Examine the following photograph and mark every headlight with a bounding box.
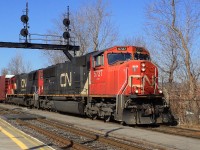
[141,68,146,72]
[159,90,163,94]
[135,89,139,93]
[141,63,145,67]
[141,63,146,72]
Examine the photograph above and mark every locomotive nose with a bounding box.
[128,61,159,95]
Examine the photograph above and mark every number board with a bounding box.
[136,47,143,52]
[117,47,127,51]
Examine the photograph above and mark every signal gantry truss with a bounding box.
[0,41,79,61]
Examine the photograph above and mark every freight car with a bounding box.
[0,75,14,101]
[4,46,175,125]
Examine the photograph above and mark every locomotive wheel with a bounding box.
[120,121,126,126]
[36,105,39,109]
[91,114,98,120]
[35,102,40,109]
[104,115,111,122]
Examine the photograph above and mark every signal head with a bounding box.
[20,28,29,37]
[21,15,29,23]
[63,18,70,26]
[63,31,70,39]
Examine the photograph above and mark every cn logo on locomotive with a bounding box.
[21,79,26,88]
[60,72,72,87]
[128,75,157,88]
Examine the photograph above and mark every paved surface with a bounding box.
[1,104,200,150]
[0,117,53,150]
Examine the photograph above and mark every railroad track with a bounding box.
[2,105,200,149]
[0,105,162,150]
[0,107,22,115]
[16,119,91,150]
[36,118,143,150]
[145,125,200,139]
[14,118,146,150]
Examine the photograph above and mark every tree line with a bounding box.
[1,52,32,75]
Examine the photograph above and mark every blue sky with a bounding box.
[0,0,151,72]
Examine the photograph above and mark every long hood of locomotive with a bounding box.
[8,61,159,97]
[42,62,89,95]
[90,60,159,96]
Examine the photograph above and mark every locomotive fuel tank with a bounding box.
[53,100,85,115]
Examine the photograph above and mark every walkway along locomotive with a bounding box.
[2,46,175,125]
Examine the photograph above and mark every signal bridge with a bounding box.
[0,2,79,61]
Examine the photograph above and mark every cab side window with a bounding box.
[94,54,104,67]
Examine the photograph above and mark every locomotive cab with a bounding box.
[90,46,161,96]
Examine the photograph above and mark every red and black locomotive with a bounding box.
[1,46,175,125]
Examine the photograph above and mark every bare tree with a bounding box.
[146,0,180,85]
[43,0,118,65]
[1,68,9,76]
[146,0,200,124]
[170,0,200,98]
[42,50,67,65]
[122,36,147,48]
[146,0,200,94]
[71,0,118,53]
[8,53,32,75]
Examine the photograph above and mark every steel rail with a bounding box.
[16,119,91,150]
[143,125,200,139]
[37,118,143,150]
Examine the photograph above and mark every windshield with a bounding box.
[108,53,132,65]
[134,53,150,60]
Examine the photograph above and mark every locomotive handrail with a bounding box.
[116,67,128,114]
[117,67,128,95]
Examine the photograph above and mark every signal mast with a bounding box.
[20,1,29,43]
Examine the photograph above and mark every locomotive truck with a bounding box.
[1,46,175,125]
